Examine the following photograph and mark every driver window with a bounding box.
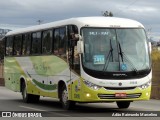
[67,25,80,74]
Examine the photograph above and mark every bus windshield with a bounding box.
[82,28,150,73]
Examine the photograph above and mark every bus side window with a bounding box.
[22,34,31,55]
[59,27,67,55]
[53,27,67,56]
[6,37,13,56]
[42,30,52,54]
[13,35,22,56]
[32,32,41,54]
[54,29,59,55]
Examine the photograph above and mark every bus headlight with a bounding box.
[138,81,151,90]
[83,80,102,90]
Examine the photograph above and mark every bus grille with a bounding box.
[104,87,136,90]
[98,93,141,99]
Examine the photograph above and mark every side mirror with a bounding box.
[70,34,80,47]
[77,40,84,54]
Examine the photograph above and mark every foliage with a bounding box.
[0,40,4,60]
[102,11,113,17]
[151,49,160,99]
[152,49,160,61]
[151,49,160,84]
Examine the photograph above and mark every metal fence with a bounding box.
[0,61,4,86]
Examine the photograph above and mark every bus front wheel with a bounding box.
[60,85,75,110]
[116,101,130,109]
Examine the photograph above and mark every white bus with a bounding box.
[4,17,152,109]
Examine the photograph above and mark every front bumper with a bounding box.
[80,84,151,102]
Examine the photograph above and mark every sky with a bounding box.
[0,0,160,40]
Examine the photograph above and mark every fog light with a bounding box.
[146,92,149,96]
[86,93,91,97]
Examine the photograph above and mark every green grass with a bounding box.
[152,49,160,61]
[151,50,160,80]
[151,49,160,99]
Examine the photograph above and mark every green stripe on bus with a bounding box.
[32,79,57,91]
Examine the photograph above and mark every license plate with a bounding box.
[115,93,126,98]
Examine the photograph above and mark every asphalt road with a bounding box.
[0,86,160,120]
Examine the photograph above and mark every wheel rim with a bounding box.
[62,89,68,105]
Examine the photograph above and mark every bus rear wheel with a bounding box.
[116,101,130,109]
[21,82,40,103]
[60,85,75,110]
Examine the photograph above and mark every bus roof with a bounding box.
[6,17,144,36]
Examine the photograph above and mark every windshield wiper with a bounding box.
[118,42,138,74]
[118,42,124,62]
[103,39,113,72]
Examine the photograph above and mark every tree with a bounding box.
[0,39,4,60]
[102,11,113,17]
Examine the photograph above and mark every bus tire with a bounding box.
[116,101,130,109]
[60,85,75,110]
[21,82,32,103]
